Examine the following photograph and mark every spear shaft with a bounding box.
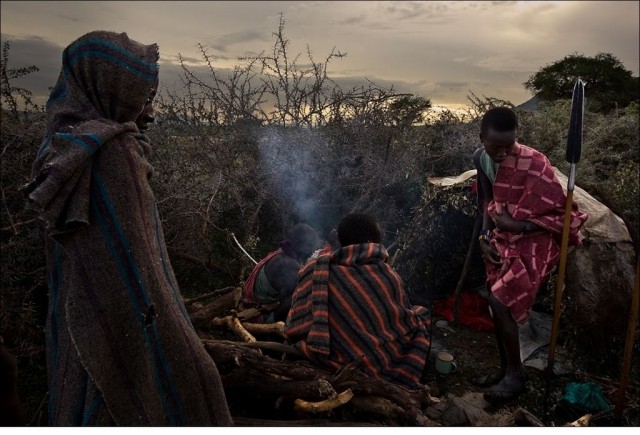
[547,78,584,374]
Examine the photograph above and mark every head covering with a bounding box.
[24,31,159,236]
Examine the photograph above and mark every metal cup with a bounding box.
[435,351,457,374]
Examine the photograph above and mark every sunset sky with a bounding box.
[2,1,639,111]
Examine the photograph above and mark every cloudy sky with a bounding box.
[2,1,638,110]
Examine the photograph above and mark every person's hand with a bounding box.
[479,239,501,265]
[492,203,522,233]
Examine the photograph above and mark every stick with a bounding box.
[544,79,585,423]
[614,257,640,419]
[547,187,574,371]
[453,212,481,325]
[231,232,258,265]
[547,78,584,375]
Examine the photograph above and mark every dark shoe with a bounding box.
[472,370,504,387]
[483,380,527,404]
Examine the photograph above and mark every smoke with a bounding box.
[255,126,338,237]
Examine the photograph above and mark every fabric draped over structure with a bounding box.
[285,243,431,388]
[24,31,232,426]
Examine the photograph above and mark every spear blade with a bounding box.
[566,78,585,164]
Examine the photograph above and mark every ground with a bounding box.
[422,308,637,426]
[13,292,639,427]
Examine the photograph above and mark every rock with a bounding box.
[554,168,636,350]
[440,395,493,426]
[565,240,635,351]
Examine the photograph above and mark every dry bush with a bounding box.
[148,16,439,294]
[519,100,640,250]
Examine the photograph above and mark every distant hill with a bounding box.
[516,95,540,111]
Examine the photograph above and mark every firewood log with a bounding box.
[242,321,286,339]
[190,287,242,326]
[293,389,353,413]
[202,339,436,426]
[225,372,337,402]
[564,414,592,427]
[183,286,235,307]
[211,315,256,342]
[203,339,327,381]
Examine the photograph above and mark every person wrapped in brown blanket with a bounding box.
[23,31,232,426]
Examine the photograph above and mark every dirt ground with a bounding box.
[13,294,639,427]
[421,309,638,427]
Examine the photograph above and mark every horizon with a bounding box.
[1,1,638,111]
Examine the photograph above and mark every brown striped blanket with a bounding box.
[24,31,231,426]
[483,143,588,323]
[285,243,431,388]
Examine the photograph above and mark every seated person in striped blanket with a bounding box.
[242,223,322,323]
[285,213,431,389]
[473,107,587,403]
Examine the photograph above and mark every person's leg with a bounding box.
[483,292,527,402]
[473,284,505,387]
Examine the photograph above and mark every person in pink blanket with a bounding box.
[472,107,587,403]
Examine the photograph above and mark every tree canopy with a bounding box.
[523,52,639,113]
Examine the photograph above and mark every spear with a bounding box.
[547,78,585,374]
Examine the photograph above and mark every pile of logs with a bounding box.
[184,286,438,426]
[185,286,594,427]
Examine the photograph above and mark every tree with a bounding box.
[387,95,431,128]
[523,53,638,113]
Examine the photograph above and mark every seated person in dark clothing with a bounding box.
[242,223,322,323]
[285,213,431,389]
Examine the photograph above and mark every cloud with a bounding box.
[1,1,637,110]
[0,34,63,105]
[208,29,270,53]
[474,55,545,73]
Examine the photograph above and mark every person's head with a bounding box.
[47,31,159,128]
[480,107,518,164]
[136,77,158,132]
[287,223,322,260]
[337,213,381,246]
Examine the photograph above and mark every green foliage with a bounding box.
[387,95,432,127]
[517,99,639,247]
[523,52,639,113]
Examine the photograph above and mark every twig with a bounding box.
[230,232,258,265]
